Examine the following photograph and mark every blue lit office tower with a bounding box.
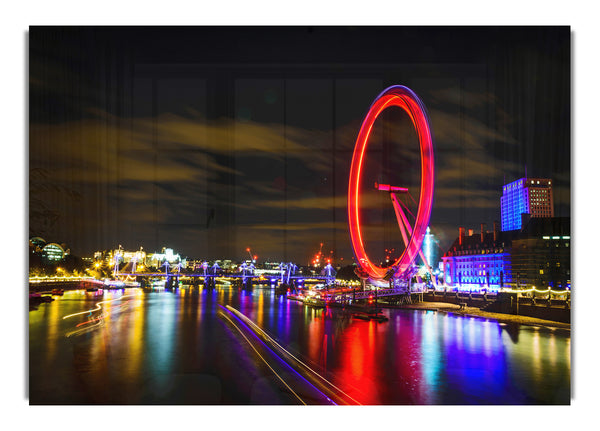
[501,178,554,231]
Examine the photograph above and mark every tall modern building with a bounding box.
[501,178,554,231]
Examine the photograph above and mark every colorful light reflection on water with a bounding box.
[29,286,570,404]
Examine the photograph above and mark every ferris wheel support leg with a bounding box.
[391,193,437,289]
[390,193,410,248]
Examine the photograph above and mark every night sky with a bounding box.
[29,26,570,264]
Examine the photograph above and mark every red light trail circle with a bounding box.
[347,85,434,280]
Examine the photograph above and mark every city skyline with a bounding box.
[29,26,570,263]
[20,17,587,415]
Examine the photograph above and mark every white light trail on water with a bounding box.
[62,294,136,320]
[225,305,361,405]
[65,314,107,338]
[218,310,307,405]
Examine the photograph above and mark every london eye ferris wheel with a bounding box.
[347,85,435,284]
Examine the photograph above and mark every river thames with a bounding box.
[28,285,570,405]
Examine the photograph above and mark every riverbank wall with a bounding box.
[422,291,570,324]
[29,279,103,292]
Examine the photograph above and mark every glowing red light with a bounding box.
[347,85,434,280]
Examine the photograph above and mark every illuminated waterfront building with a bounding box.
[93,250,112,264]
[254,261,287,276]
[41,242,69,262]
[442,222,509,292]
[187,259,205,271]
[501,177,554,231]
[94,248,146,265]
[30,236,70,262]
[29,236,46,253]
[442,218,570,291]
[509,218,570,289]
[443,176,569,292]
[146,247,183,267]
[117,248,146,264]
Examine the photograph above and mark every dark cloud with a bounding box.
[29,27,570,262]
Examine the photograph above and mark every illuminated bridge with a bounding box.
[115,261,336,289]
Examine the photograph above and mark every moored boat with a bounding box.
[303,296,326,308]
[352,311,388,322]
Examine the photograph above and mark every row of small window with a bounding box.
[457,270,502,277]
[453,249,505,256]
[455,259,503,266]
[456,264,503,271]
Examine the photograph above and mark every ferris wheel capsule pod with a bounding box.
[375,182,409,193]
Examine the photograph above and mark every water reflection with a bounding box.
[29,286,570,405]
[420,312,442,404]
[125,292,143,379]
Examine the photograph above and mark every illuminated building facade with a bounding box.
[442,222,510,292]
[146,248,183,267]
[501,177,554,231]
[41,242,69,262]
[509,218,570,289]
[29,237,46,253]
[442,218,570,291]
[94,248,146,265]
[94,250,113,264]
[31,237,70,262]
[116,249,146,264]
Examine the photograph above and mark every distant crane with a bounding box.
[246,247,257,263]
[312,242,324,267]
